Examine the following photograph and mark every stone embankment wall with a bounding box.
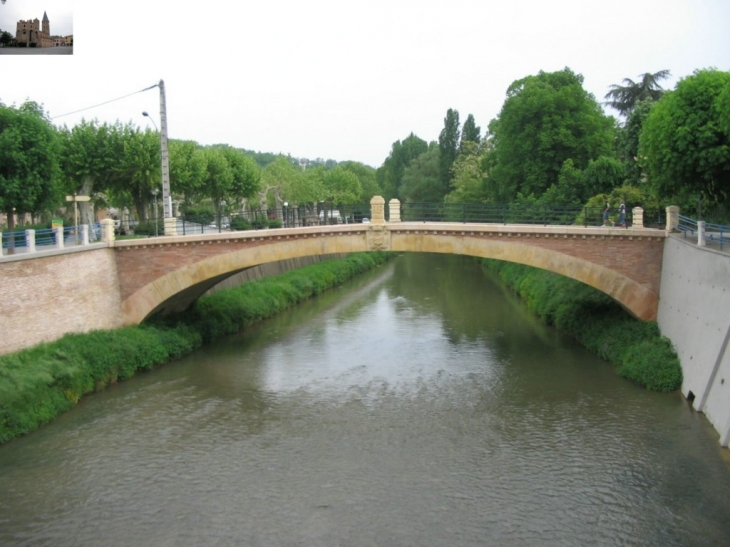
[658,236,730,446]
[0,247,124,356]
[0,247,343,356]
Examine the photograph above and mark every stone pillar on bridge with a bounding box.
[389,199,401,222]
[25,229,36,253]
[101,218,116,244]
[80,225,90,246]
[0,231,3,256]
[632,207,644,228]
[666,206,680,232]
[164,217,178,237]
[698,221,707,247]
[54,226,64,249]
[371,196,386,225]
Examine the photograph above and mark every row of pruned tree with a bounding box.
[0,107,381,231]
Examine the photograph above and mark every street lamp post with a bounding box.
[152,188,159,236]
[142,79,176,236]
[283,202,288,227]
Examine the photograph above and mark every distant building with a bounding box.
[15,11,54,48]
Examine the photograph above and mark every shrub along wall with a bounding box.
[0,252,391,444]
[482,259,682,393]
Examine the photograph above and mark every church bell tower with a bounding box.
[42,11,49,36]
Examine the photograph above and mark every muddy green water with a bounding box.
[1,254,729,546]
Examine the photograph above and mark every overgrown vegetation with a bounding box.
[482,260,682,392]
[0,252,391,444]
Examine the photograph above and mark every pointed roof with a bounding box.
[43,11,49,21]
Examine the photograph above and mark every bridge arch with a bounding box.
[119,226,660,324]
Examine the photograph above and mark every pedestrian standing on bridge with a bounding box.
[602,200,611,227]
[618,199,626,228]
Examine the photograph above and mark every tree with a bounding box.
[639,69,730,206]
[169,139,208,208]
[0,31,12,47]
[438,108,460,196]
[399,145,441,203]
[446,141,490,204]
[616,98,654,186]
[200,146,234,221]
[60,120,124,229]
[114,125,161,221]
[488,68,615,202]
[261,155,304,210]
[459,114,481,154]
[217,146,261,207]
[338,161,381,203]
[376,133,428,201]
[322,166,361,205]
[604,70,671,117]
[0,101,61,231]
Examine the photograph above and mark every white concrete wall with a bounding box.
[658,236,730,446]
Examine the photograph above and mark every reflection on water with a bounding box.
[1,253,729,546]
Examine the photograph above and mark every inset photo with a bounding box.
[0,0,72,55]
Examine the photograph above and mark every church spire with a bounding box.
[43,11,49,21]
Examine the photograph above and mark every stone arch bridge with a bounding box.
[115,199,665,325]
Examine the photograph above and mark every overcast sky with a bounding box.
[1,0,729,168]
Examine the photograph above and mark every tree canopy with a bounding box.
[487,68,615,202]
[604,70,671,117]
[0,101,61,230]
[639,69,730,206]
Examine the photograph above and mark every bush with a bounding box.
[229,216,252,231]
[0,253,392,443]
[267,219,283,229]
[482,259,682,392]
[132,220,163,236]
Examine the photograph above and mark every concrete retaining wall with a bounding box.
[658,236,730,446]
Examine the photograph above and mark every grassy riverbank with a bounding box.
[482,260,682,392]
[0,252,391,444]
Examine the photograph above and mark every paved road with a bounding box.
[0,46,73,55]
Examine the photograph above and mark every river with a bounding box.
[1,253,729,546]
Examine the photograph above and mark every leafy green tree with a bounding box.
[438,108,460,196]
[604,70,671,117]
[169,139,208,208]
[114,125,161,221]
[639,69,730,206]
[260,155,304,210]
[339,161,381,202]
[218,145,261,205]
[0,101,61,231]
[580,156,626,198]
[446,141,490,204]
[459,114,481,154]
[60,120,124,228]
[616,98,654,186]
[377,133,428,201]
[488,68,615,202]
[322,166,361,204]
[0,32,12,47]
[200,146,234,221]
[399,145,441,202]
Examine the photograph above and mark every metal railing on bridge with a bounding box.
[677,214,729,251]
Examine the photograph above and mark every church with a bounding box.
[15,11,54,48]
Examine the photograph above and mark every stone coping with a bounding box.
[0,242,109,263]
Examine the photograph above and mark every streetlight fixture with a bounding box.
[142,111,158,131]
[283,202,288,228]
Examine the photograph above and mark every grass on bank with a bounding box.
[482,259,682,392]
[0,252,391,444]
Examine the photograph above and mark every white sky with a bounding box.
[1,0,729,168]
